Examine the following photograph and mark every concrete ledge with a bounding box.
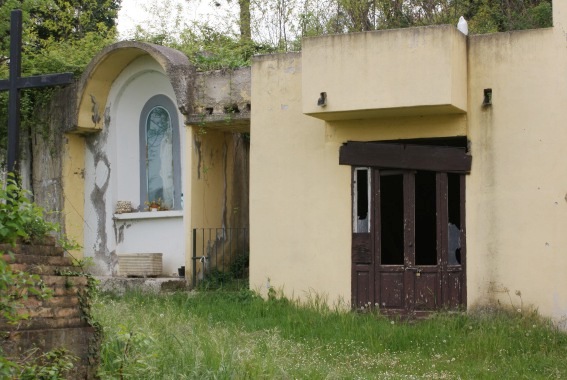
[113,210,183,220]
[96,276,188,295]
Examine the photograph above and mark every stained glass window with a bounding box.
[139,95,181,211]
[146,106,174,209]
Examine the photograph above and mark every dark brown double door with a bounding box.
[340,141,471,316]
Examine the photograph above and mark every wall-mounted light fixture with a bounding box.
[483,88,492,106]
[317,92,327,107]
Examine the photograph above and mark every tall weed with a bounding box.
[93,290,567,379]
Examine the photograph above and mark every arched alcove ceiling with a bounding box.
[73,41,195,134]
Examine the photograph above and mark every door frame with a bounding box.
[341,141,471,315]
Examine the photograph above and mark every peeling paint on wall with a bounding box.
[194,136,202,179]
[113,221,132,244]
[90,94,101,126]
[85,105,113,272]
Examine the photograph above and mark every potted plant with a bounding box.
[145,198,165,212]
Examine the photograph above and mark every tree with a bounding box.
[466,0,552,34]
[0,0,121,169]
[30,0,120,42]
[239,0,251,40]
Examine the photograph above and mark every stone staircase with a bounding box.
[0,237,98,379]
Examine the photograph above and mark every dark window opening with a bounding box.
[448,173,462,265]
[357,170,368,220]
[380,173,404,265]
[353,168,370,233]
[415,171,437,265]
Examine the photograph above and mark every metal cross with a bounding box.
[0,10,74,173]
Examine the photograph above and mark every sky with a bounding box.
[117,0,231,40]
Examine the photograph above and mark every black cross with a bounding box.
[0,10,74,173]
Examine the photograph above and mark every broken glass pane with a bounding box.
[448,223,461,265]
[353,168,370,233]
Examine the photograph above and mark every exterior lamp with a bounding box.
[483,88,492,106]
[317,92,327,107]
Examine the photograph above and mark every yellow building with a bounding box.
[249,2,567,323]
[59,1,566,324]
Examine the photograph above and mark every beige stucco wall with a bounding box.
[251,51,467,305]
[302,25,467,120]
[62,134,85,258]
[190,129,233,229]
[250,53,350,303]
[466,25,567,321]
[251,5,567,324]
[186,126,249,280]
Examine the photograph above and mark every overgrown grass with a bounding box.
[93,289,567,379]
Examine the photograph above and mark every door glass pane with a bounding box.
[415,171,437,265]
[447,173,462,265]
[353,168,370,233]
[146,106,174,209]
[380,173,404,265]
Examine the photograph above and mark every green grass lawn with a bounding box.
[93,288,567,379]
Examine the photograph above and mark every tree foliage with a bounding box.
[130,0,552,73]
[0,0,120,168]
[1,0,120,61]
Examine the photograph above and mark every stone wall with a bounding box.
[16,85,77,235]
[0,237,99,378]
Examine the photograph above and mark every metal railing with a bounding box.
[191,227,249,287]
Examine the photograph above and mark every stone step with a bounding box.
[52,286,82,297]
[0,316,88,331]
[0,243,65,257]
[10,263,78,276]
[18,305,82,319]
[9,275,90,297]
[10,276,87,300]
[21,295,80,309]
[1,326,97,379]
[41,275,89,287]
[3,253,74,267]
[0,240,97,379]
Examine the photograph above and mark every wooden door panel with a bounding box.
[353,266,372,308]
[352,233,372,264]
[378,272,404,309]
[444,270,464,308]
[412,272,439,310]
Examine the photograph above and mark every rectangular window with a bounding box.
[353,168,371,233]
[380,172,404,265]
[447,173,462,265]
[415,171,437,265]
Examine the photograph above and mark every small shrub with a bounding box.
[229,251,249,279]
[17,348,77,380]
[0,174,57,244]
[198,268,232,289]
[98,324,157,379]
